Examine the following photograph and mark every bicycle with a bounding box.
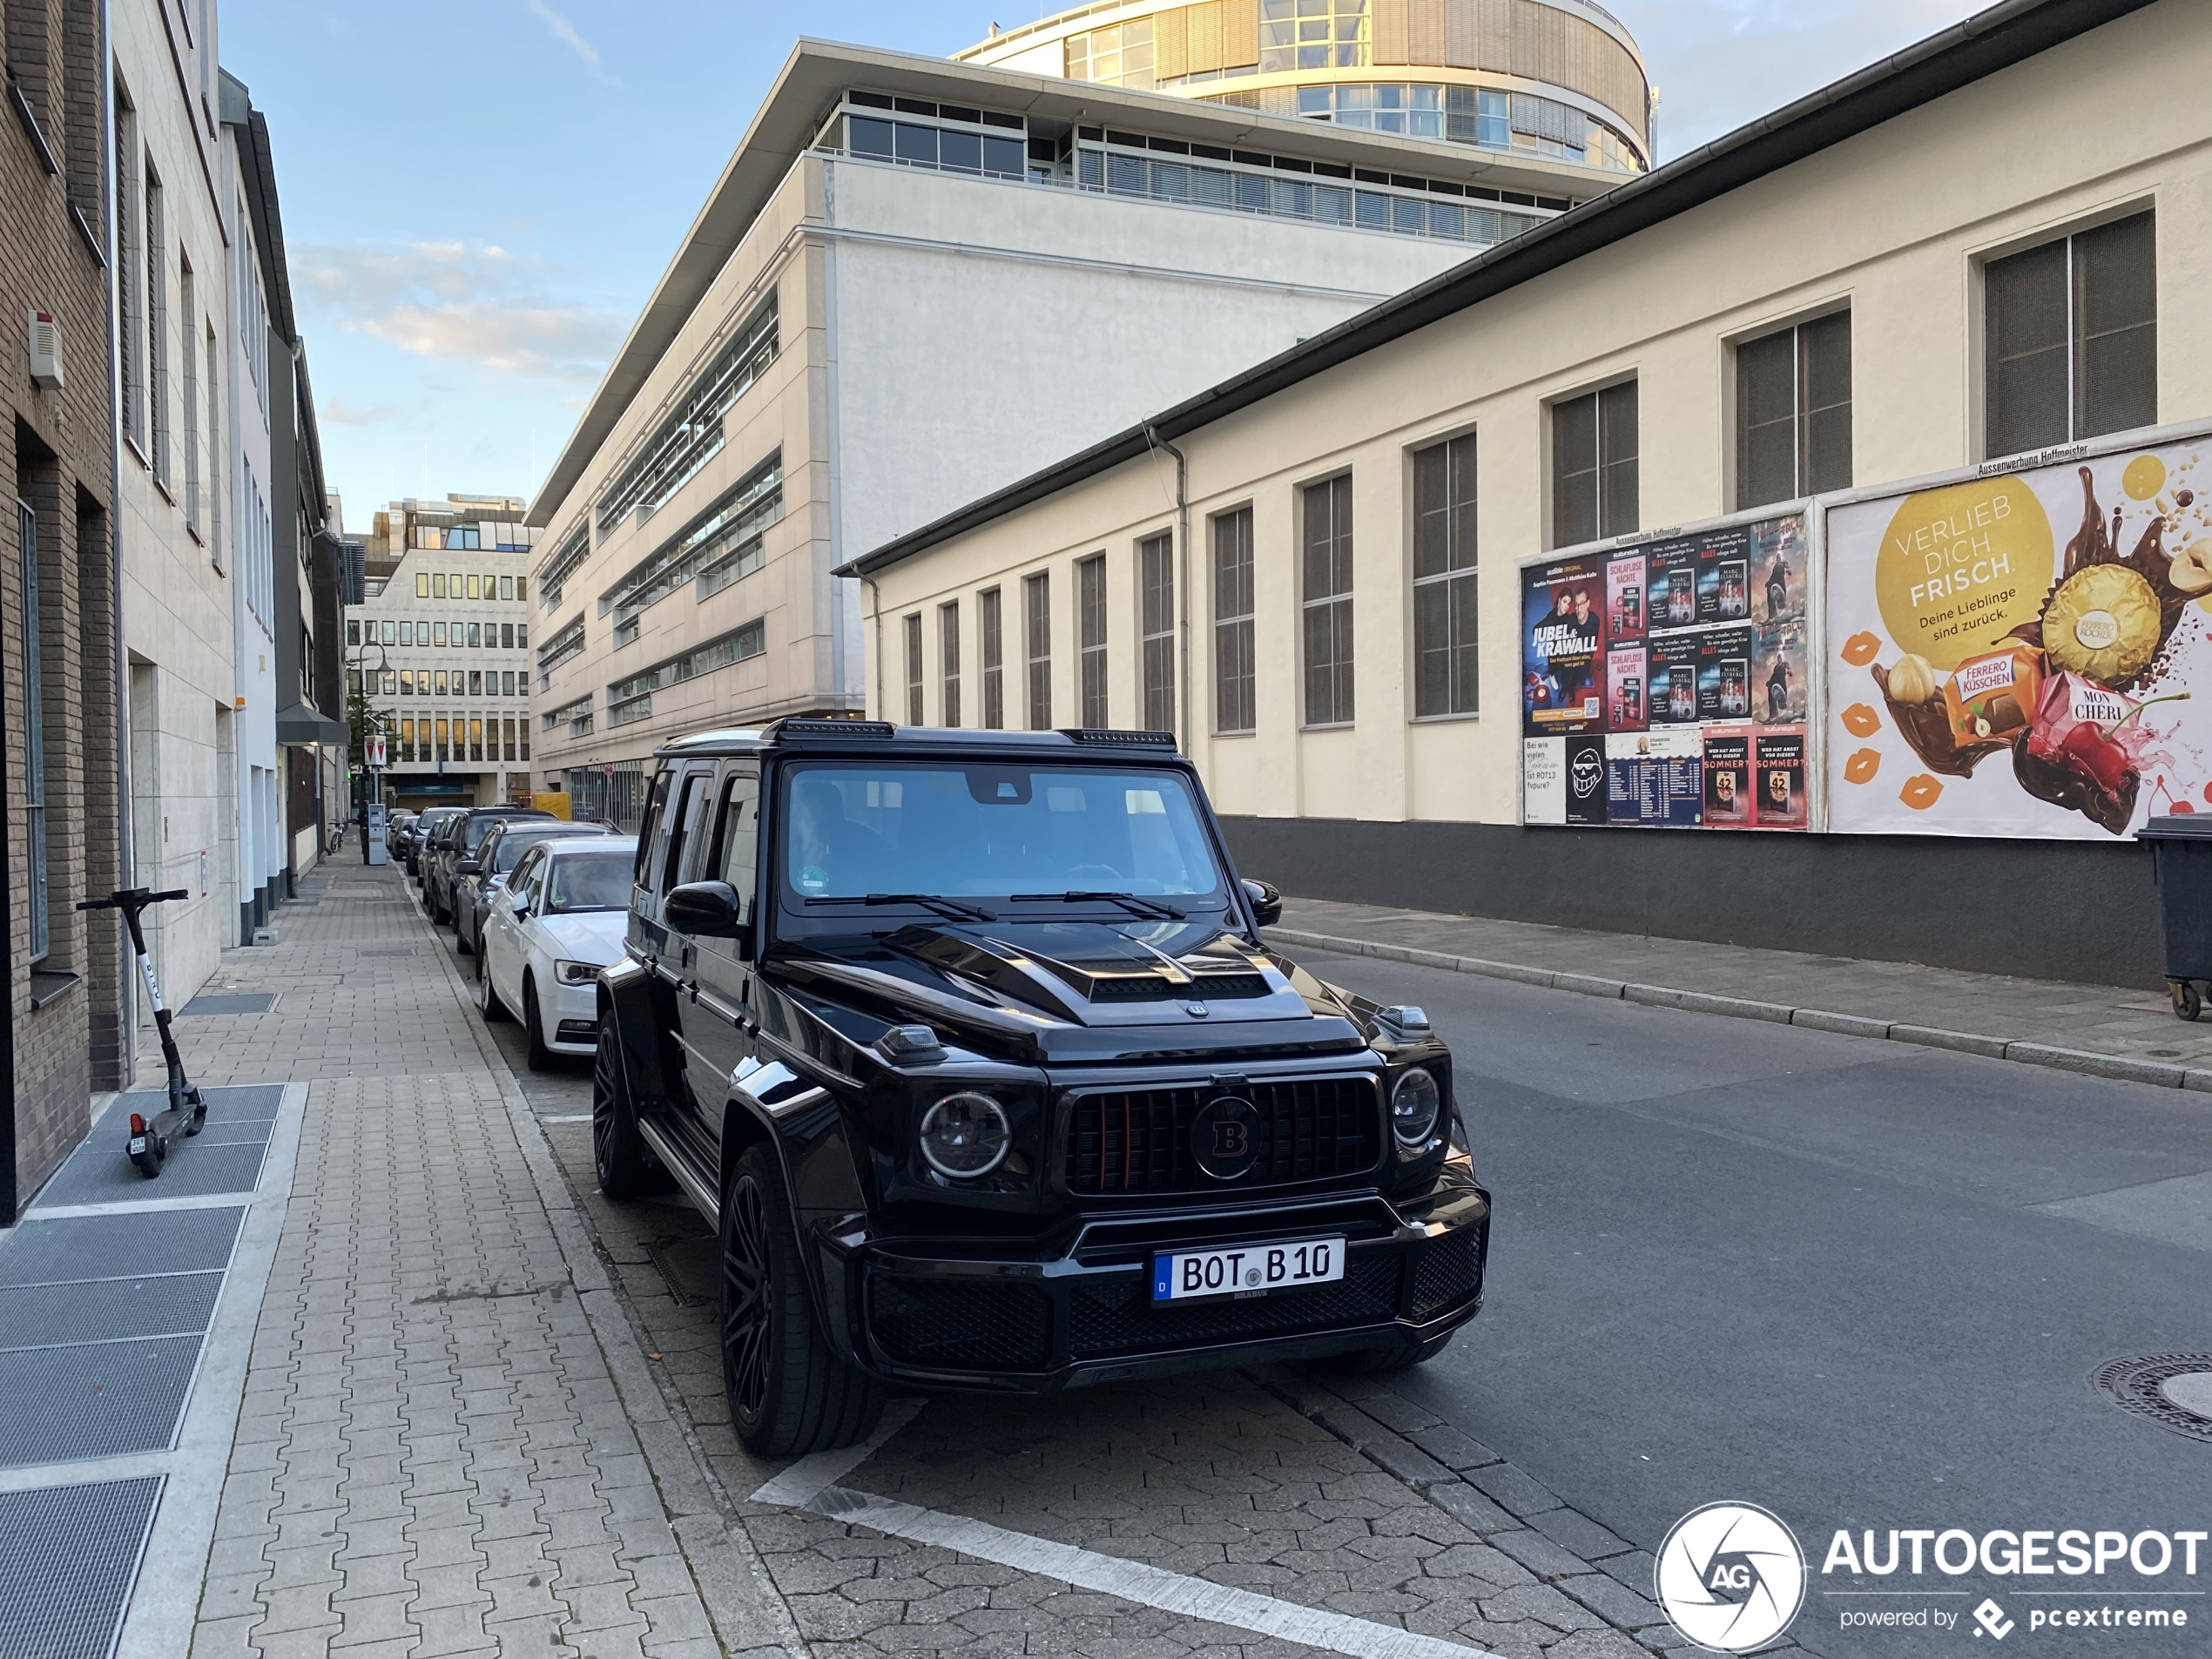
[77,887,206,1177]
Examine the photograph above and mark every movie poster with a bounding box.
[1823,435,2212,838]
[1755,731,1808,827]
[1753,516,1807,625]
[1703,731,1755,827]
[1607,553,1647,642]
[1757,619,1810,725]
[1521,556,1608,736]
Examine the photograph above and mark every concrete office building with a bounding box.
[525,36,1636,825]
[1,0,129,1220]
[352,496,540,812]
[850,0,2209,985]
[960,0,1652,176]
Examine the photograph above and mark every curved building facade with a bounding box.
[958,0,1652,177]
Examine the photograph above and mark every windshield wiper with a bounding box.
[1009,890,1187,921]
[805,894,998,922]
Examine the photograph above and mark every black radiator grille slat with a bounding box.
[1064,1077,1379,1197]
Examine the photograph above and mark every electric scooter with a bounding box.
[77,887,206,1177]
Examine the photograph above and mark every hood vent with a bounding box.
[1087,972,1269,1002]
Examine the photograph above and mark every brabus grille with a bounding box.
[1064,1077,1380,1196]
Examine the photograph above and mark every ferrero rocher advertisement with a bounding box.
[1824,436,2210,838]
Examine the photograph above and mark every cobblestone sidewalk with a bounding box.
[143,862,793,1659]
[1271,896,2206,1089]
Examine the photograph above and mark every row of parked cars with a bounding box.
[398,801,636,1069]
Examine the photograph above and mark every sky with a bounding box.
[219,0,1988,530]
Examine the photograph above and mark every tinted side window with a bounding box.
[708,771,762,915]
[662,772,708,894]
[633,772,671,887]
[511,846,547,904]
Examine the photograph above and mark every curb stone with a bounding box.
[1269,926,2209,1095]
[1248,1366,1681,1656]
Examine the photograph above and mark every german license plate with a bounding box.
[1152,1237,1345,1302]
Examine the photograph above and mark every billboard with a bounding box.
[1523,514,1809,830]
[1824,435,2210,838]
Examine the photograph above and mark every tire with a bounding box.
[524,980,555,1071]
[593,1020,671,1199]
[1312,1332,1457,1376]
[456,906,474,955]
[721,1143,886,1457]
[477,954,510,1022]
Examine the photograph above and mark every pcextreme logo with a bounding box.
[1655,1501,1809,1653]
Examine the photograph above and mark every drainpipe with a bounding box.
[102,0,136,1089]
[862,575,883,720]
[1145,423,1191,755]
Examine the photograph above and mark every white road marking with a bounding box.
[747,1399,926,1507]
[806,1485,1495,1659]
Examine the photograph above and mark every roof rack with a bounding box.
[1058,727,1178,749]
[769,717,898,743]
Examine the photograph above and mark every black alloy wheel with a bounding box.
[720,1143,885,1457]
[591,1020,668,1198]
[523,981,554,1071]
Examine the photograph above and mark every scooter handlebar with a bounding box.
[76,887,191,913]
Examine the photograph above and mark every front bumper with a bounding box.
[544,977,601,1053]
[818,1168,1489,1393]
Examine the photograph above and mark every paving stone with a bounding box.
[1555,1572,1665,1629]
[1532,1507,1633,1561]
[1408,1423,1505,1471]
[1468,1461,1567,1520]
[1491,1527,1600,1580]
[1427,1480,1519,1534]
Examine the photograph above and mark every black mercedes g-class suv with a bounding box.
[592,719,1489,1454]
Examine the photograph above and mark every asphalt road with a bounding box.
[1291,946,2212,1656]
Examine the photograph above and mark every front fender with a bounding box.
[721,1064,869,1362]
[599,953,680,1107]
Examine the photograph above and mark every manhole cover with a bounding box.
[2092,1354,2212,1444]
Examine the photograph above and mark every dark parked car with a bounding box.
[426,806,554,925]
[407,806,464,880]
[455,819,615,961]
[593,720,1489,1456]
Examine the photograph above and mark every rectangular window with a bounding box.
[503,671,516,697]
[146,165,168,489]
[469,671,482,697]
[1552,381,1637,546]
[1139,532,1175,733]
[206,326,221,563]
[416,571,429,597]
[1024,572,1051,729]
[1078,554,1108,727]
[468,622,481,647]
[467,574,481,599]
[1302,475,1355,726]
[435,717,450,760]
[433,572,446,598]
[469,718,484,762]
[401,718,415,760]
[347,619,361,646]
[1986,212,2157,460]
[501,623,515,649]
[20,502,48,962]
[435,670,448,696]
[1212,509,1255,734]
[381,619,395,645]
[517,577,528,604]
[904,612,924,725]
[400,670,414,695]
[117,96,143,448]
[1737,313,1852,509]
[180,260,199,531]
[939,601,961,727]
[1413,434,1480,717]
[399,621,413,645]
[979,587,1004,729]
[500,575,514,600]
[449,570,462,596]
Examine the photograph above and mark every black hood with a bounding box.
[767,917,1369,1064]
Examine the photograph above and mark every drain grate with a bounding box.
[0,1477,163,1659]
[2092,1354,2212,1445]
[0,1337,203,1469]
[0,1209,244,1288]
[179,993,279,1016]
[0,1274,226,1353]
[354,945,421,957]
[34,1136,269,1209]
[646,1233,721,1309]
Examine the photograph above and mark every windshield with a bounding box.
[465,813,548,852]
[781,763,1225,903]
[544,851,633,914]
[491,830,577,874]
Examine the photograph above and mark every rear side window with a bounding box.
[662,772,708,894]
[633,772,671,887]
[707,772,762,912]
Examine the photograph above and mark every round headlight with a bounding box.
[918,1092,1011,1179]
[1390,1067,1441,1146]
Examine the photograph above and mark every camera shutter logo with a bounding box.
[1654,1501,1806,1653]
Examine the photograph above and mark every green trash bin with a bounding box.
[2137,813,2212,1020]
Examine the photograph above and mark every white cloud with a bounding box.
[321,395,405,426]
[527,0,617,85]
[293,239,624,388]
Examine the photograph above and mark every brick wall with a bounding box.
[3,0,125,1221]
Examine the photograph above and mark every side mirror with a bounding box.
[456,858,482,877]
[664,880,746,941]
[1243,878,1283,930]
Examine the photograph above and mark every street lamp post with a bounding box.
[351,643,393,863]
